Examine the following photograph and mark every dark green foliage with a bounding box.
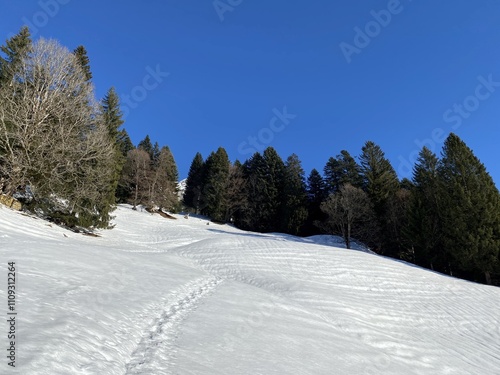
[324,150,363,194]
[201,147,230,222]
[406,147,444,269]
[359,141,400,254]
[73,45,92,83]
[224,162,247,223]
[0,26,32,84]
[237,148,285,232]
[324,157,341,194]
[236,152,268,231]
[183,152,205,212]
[437,133,500,284]
[152,142,161,167]
[95,87,126,224]
[359,141,400,211]
[102,87,124,140]
[115,129,135,203]
[281,154,308,235]
[303,168,328,235]
[260,147,286,232]
[117,129,134,157]
[138,135,154,159]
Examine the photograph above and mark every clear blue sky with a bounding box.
[1,0,499,183]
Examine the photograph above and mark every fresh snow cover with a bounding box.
[1,204,500,375]
[177,179,187,200]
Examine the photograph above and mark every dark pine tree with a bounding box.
[237,152,268,231]
[304,168,328,235]
[99,87,126,221]
[323,150,363,194]
[73,45,93,83]
[261,147,285,232]
[438,133,500,284]
[359,141,399,255]
[0,26,32,85]
[138,135,154,160]
[201,147,230,222]
[323,156,341,195]
[281,154,308,235]
[406,147,444,270]
[152,142,161,167]
[117,129,134,158]
[183,152,205,213]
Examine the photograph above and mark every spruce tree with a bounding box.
[324,157,341,194]
[224,162,248,223]
[304,168,328,235]
[97,87,125,224]
[281,154,308,235]
[0,26,32,84]
[152,142,161,167]
[201,147,230,222]
[237,152,267,231]
[438,133,500,284]
[359,141,399,254]
[138,135,154,159]
[406,147,444,269]
[323,150,363,194]
[261,147,285,232]
[115,129,135,203]
[183,152,205,212]
[117,129,134,157]
[73,46,92,83]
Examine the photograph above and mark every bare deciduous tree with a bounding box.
[121,148,151,209]
[148,147,178,212]
[320,183,378,249]
[0,38,115,225]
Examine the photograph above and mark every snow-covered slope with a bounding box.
[1,205,499,374]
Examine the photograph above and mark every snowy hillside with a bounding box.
[1,205,500,374]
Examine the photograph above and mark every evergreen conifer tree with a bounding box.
[138,135,154,160]
[261,147,285,232]
[281,154,308,235]
[438,133,500,284]
[406,147,444,269]
[73,46,92,83]
[237,152,267,231]
[183,152,205,212]
[0,26,32,85]
[201,147,230,222]
[304,168,328,235]
[359,141,399,254]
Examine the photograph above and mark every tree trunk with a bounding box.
[485,271,492,285]
[346,222,351,249]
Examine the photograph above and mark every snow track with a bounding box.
[124,276,223,375]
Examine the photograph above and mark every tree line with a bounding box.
[183,137,500,285]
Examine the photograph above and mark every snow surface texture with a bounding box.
[1,205,500,374]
